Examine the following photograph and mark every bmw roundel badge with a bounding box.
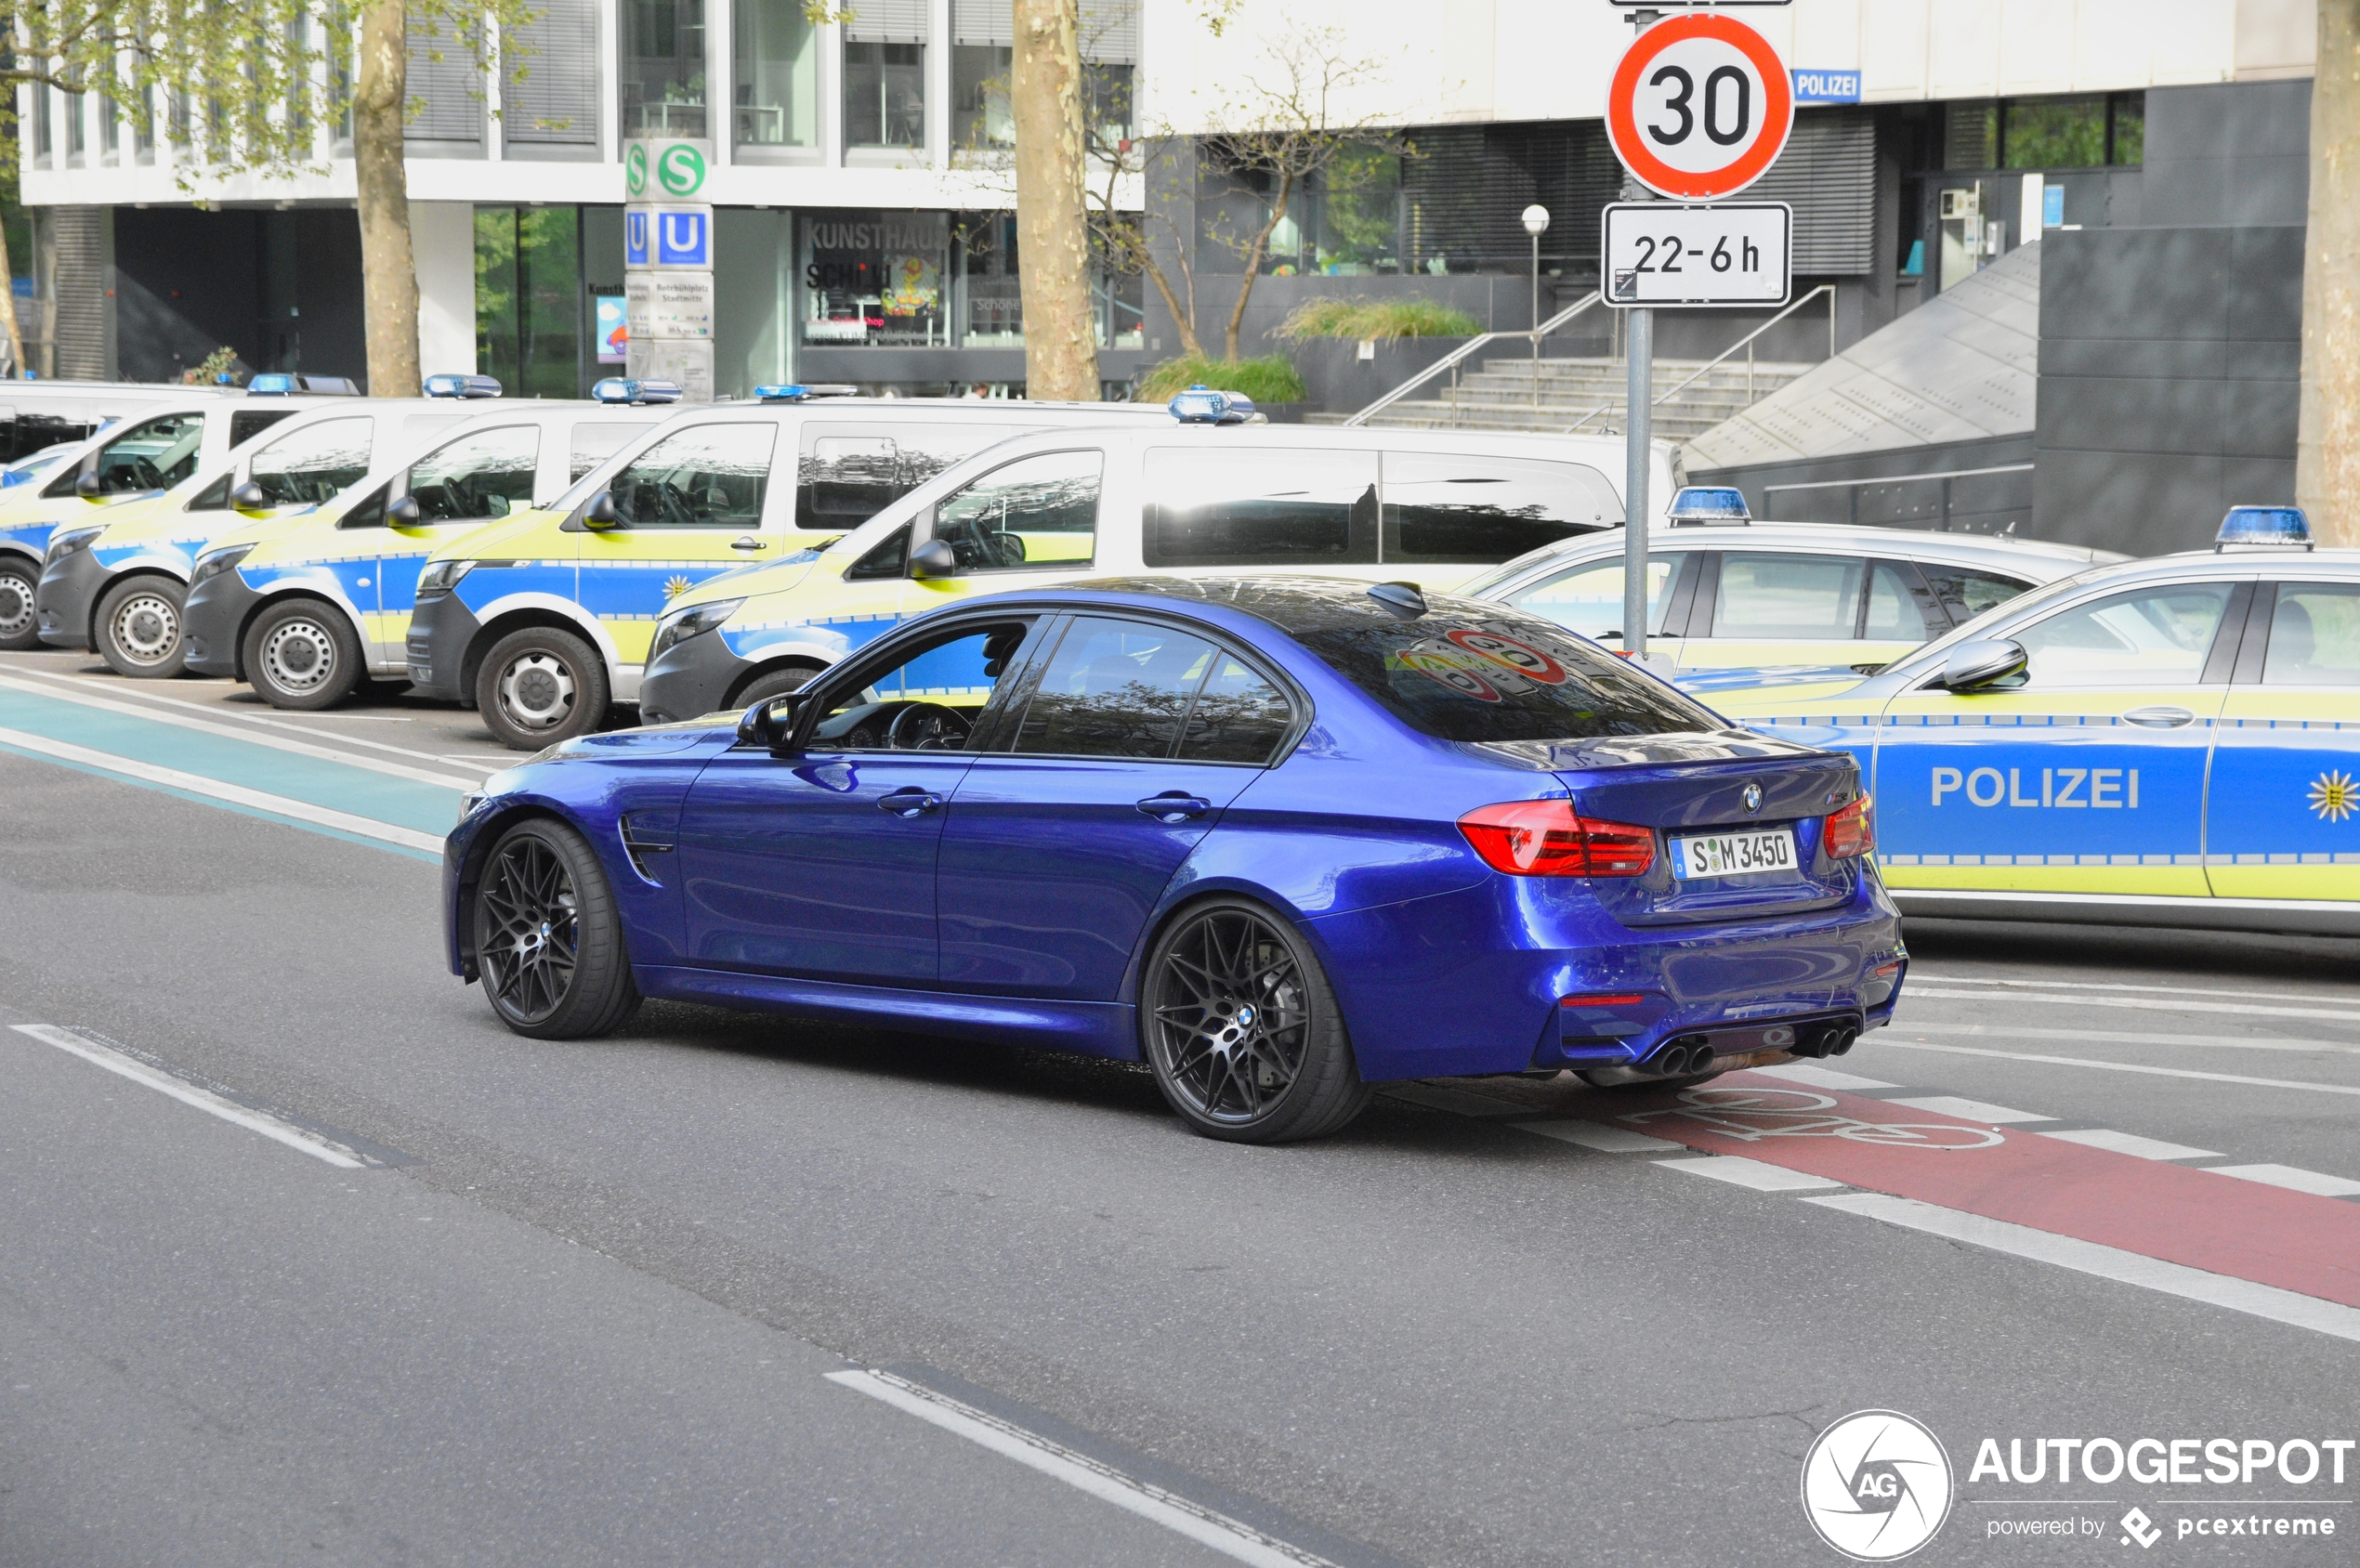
[1742,782,1763,815]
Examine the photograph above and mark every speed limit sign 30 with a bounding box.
[1606,12,1794,201]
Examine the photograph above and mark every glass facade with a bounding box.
[734,0,818,150]
[845,44,926,150]
[477,206,587,399]
[621,0,709,137]
[802,210,950,346]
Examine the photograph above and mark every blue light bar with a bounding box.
[753,383,860,402]
[1666,486,1750,525]
[2216,504,2312,551]
[247,372,299,396]
[592,377,685,405]
[424,372,504,399]
[1167,384,1258,425]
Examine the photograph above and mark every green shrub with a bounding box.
[1274,296,1482,341]
[1134,353,1309,404]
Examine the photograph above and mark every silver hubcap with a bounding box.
[110,593,180,664]
[497,650,578,732]
[260,619,337,693]
[0,573,31,637]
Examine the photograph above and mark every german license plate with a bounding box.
[1672,828,1798,880]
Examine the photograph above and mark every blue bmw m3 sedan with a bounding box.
[443,578,1907,1143]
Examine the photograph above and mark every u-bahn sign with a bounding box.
[1606,13,1794,201]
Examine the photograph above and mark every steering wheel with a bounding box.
[653,480,700,529]
[981,529,1026,568]
[885,701,974,751]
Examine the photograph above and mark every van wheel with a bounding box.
[97,578,188,678]
[244,600,364,710]
[733,660,824,710]
[0,558,38,651]
[472,817,639,1039]
[476,626,610,751]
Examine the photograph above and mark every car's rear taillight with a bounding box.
[1826,793,1876,859]
[1457,800,1657,878]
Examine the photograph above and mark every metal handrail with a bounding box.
[1343,292,1605,427]
[1562,283,1839,436]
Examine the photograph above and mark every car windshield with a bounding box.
[1288,600,1724,743]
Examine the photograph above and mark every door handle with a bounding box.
[1136,792,1213,823]
[2123,705,2196,729]
[877,788,943,817]
[730,535,768,552]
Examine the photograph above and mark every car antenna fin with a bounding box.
[1368,581,1427,620]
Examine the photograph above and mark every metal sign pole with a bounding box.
[1623,298,1652,661]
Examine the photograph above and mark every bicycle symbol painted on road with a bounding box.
[1624,1086,2006,1150]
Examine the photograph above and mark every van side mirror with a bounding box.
[737,692,806,752]
[230,481,271,512]
[74,470,102,500]
[1939,638,2028,693]
[387,495,422,527]
[583,491,619,529]
[909,538,957,579]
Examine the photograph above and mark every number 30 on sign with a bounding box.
[1606,13,1794,202]
[1603,203,1791,308]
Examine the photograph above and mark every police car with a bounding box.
[35,392,478,676]
[633,391,1678,727]
[1458,486,2121,672]
[1700,505,2360,934]
[183,391,678,709]
[400,385,1196,749]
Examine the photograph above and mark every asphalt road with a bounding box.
[3,652,2355,1567]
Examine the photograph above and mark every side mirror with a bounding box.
[909,538,957,579]
[1939,638,2028,693]
[736,692,806,752]
[387,495,422,527]
[231,481,271,512]
[74,470,102,500]
[583,491,619,529]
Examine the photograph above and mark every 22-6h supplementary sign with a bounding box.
[1603,203,1791,308]
[1606,13,1794,201]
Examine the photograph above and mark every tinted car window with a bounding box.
[796,423,1026,535]
[75,412,206,496]
[1290,607,1722,743]
[1143,448,1379,568]
[2262,584,2360,686]
[810,623,1029,751]
[1920,563,2036,625]
[3,412,99,462]
[1013,616,1221,759]
[248,416,374,504]
[1713,553,1865,638]
[1502,553,1685,639]
[1380,453,1619,564]
[1864,561,1936,640]
[845,522,910,581]
[2015,582,2235,686]
[405,425,540,522]
[933,450,1100,573]
[570,421,647,480]
[610,423,774,529]
[229,408,296,446]
[1179,652,1294,764]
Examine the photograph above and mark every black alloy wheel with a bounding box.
[473,818,639,1039]
[1141,898,1371,1143]
[0,558,38,651]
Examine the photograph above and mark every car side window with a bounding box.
[1502,553,1685,640]
[570,422,647,481]
[1920,563,2035,626]
[608,423,774,529]
[807,623,1029,751]
[844,522,910,581]
[247,416,374,504]
[1011,616,1225,760]
[1142,448,1379,568]
[2013,582,2236,687]
[1178,652,1294,764]
[45,411,206,498]
[2261,583,2360,686]
[796,424,1028,535]
[404,425,541,523]
[1711,553,1866,639]
[1378,452,1619,564]
[1864,561,1942,640]
[931,450,1101,574]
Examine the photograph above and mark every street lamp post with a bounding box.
[1522,204,1551,409]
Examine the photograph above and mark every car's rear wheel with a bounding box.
[0,557,39,651]
[1140,897,1371,1143]
[476,626,610,751]
[472,817,639,1039]
[244,599,364,710]
[96,577,188,678]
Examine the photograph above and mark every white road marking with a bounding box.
[1748,1063,1900,1091]
[0,671,482,789]
[1524,1120,1683,1153]
[1804,1192,2360,1344]
[1908,973,2360,1005]
[1906,986,2360,1026]
[2039,1128,2222,1161]
[1873,1039,2360,1098]
[11,1024,366,1169]
[1904,1024,2360,1056]
[2204,1164,2360,1199]
[1654,1156,1846,1192]
[825,1369,1339,1568]
[0,725,445,854]
[1886,1094,2055,1125]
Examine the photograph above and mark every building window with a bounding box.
[2106,93,2144,165]
[98,94,118,163]
[801,210,949,346]
[32,87,51,160]
[477,206,586,398]
[64,87,85,162]
[952,45,1012,150]
[507,0,602,150]
[962,212,1019,344]
[621,0,707,138]
[2001,97,2104,169]
[845,0,928,151]
[734,0,818,149]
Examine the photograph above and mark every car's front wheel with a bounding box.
[244,599,364,710]
[472,817,639,1039]
[1140,897,1371,1143]
[0,557,39,651]
[476,626,610,751]
[97,577,188,678]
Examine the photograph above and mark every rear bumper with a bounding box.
[405,593,480,702]
[639,628,754,725]
[183,570,263,678]
[33,546,106,649]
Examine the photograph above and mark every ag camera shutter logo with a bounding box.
[1802,1410,1954,1561]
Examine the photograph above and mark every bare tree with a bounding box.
[2300,0,2360,544]
[1084,98,1207,359]
[1012,0,1097,399]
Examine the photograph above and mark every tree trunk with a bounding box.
[354,0,420,396]
[1012,0,1098,399]
[2300,1,2360,544]
[1223,170,1291,362]
[1140,254,1203,359]
[0,216,24,377]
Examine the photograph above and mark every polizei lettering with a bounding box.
[1931,766,2140,809]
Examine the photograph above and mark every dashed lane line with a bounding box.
[826,1369,1343,1568]
[1748,1063,1899,1091]
[2207,1164,2360,1199]
[1655,1156,1845,1193]
[1900,1024,2360,1056]
[1908,973,2360,1006]
[1872,1039,2360,1097]
[2037,1128,2223,1162]
[1523,1120,1683,1154]
[1885,1094,2056,1125]
[1905,987,2360,1026]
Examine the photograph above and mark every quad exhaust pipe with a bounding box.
[1647,1039,1714,1078]
[1787,1024,1858,1060]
